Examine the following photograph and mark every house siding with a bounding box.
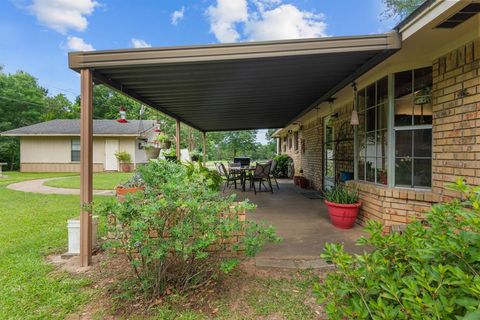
[19,136,141,172]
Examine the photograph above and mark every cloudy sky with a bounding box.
[0,0,398,142]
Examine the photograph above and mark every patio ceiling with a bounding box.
[69,32,401,132]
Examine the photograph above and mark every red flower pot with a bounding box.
[115,186,144,201]
[324,200,361,229]
[120,163,131,172]
[298,177,309,189]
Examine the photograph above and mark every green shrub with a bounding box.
[184,161,222,191]
[323,185,359,204]
[98,160,280,297]
[115,151,131,163]
[273,154,291,178]
[156,133,170,142]
[315,178,480,319]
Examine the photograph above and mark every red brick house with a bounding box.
[273,0,480,230]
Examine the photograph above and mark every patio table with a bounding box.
[229,166,255,192]
[0,163,7,178]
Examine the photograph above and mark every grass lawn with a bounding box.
[0,172,324,319]
[0,172,111,319]
[44,172,133,190]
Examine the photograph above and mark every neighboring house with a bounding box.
[272,1,480,231]
[0,119,156,172]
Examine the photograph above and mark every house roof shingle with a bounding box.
[0,119,156,137]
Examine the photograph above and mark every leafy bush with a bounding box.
[115,151,131,163]
[155,132,170,142]
[184,161,222,191]
[323,185,359,204]
[98,160,280,297]
[273,154,291,178]
[315,178,480,319]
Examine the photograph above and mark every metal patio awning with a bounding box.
[69,32,401,132]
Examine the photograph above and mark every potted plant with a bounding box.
[190,150,201,162]
[164,148,177,161]
[323,185,361,229]
[115,151,132,172]
[156,133,171,150]
[144,144,161,160]
[115,173,145,200]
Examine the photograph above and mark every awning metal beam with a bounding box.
[69,32,401,132]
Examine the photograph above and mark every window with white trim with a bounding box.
[394,67,432,188]
[357,76,389,185]
[356,67,432,188]
[71,139,80,162]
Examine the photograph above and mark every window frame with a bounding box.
[355,68,433,190]
[71,138,80,162]
[356,76,389,186]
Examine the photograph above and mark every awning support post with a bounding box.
[202,132,207,166]
[176,119,181,160]
[80,69,93,267]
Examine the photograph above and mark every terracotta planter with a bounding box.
[324,200,361,229]
[115,186,144,201]
[293,176,300,185]
[120,163,131,172]
[298,177,309,189]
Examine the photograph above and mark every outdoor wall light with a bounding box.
[350,110,359,125]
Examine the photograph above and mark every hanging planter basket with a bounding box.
[158,141,172,150]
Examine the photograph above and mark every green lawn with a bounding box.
[0,172,110,319]
[0,172,322,319]
[44,172,133,190]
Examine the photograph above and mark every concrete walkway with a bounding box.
[7,177,115,196]
[234,180,366,268]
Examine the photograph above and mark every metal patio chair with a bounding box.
[249,162,273,195]
[217,162,241,192]
[269,159,280,190]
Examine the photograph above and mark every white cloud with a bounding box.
[245,4,327,41]
[171,6,185,26]
[206,0,327,43]
[206,0,248,43]
[130,38,152,48]
[66,36,94,51]
[29,0,99,34]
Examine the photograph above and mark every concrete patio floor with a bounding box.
[232,180,367,268]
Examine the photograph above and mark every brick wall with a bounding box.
[349,38,480,231]
[432,38,480,199]
[279,102,354,190]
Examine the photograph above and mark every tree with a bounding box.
[222,131,258,158]
[0,68,51,169]
[382,0,425,19]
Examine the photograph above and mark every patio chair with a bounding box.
[218,162,241,192]
[269,159,280,190]
[249,162,273,195]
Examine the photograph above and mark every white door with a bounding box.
[105,139,119,171]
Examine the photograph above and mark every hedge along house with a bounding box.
[69,0,479,266]
[0,119,156,172]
